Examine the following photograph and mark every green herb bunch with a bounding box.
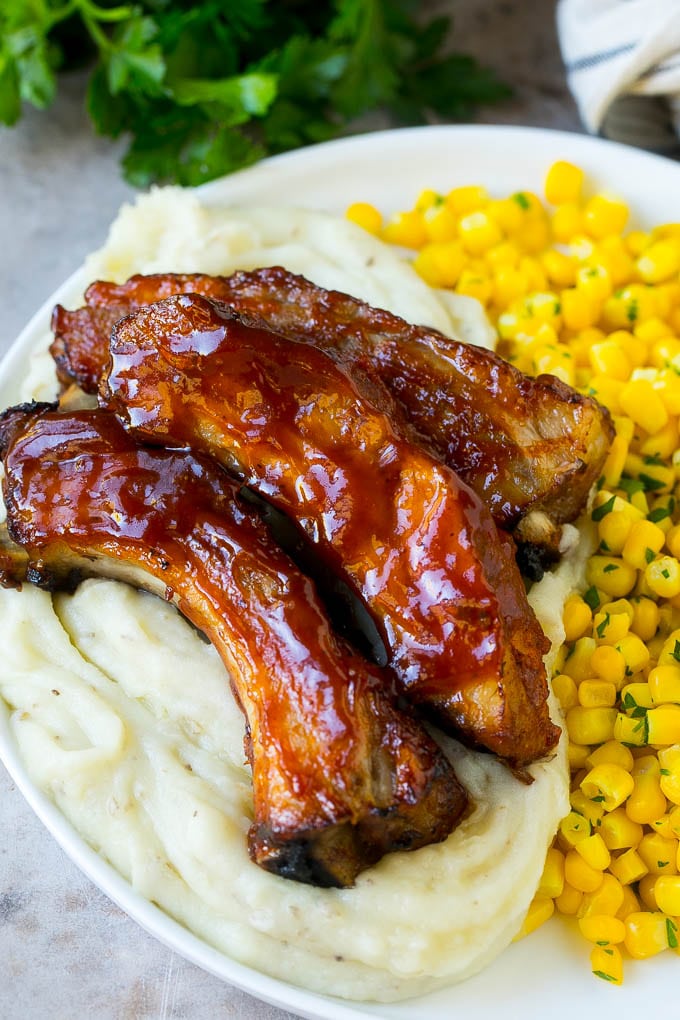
[0,0,509,186]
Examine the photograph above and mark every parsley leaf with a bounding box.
[0,0,509,184]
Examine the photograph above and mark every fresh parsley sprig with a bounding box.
[0,0,510,186]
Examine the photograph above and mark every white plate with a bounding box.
[1,125,678,1017]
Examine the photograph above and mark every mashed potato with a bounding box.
[0,191,574,1002]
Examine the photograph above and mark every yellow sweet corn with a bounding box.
[555,882,583,916]
[565,848,605,892]
[621,519,667,570]
[345,202,382,235]
[589,644,626,688]
[513,896,555,940]
[637,832,678,875]
[578,913,626,944]
[591,944,624,984]
[580,762,634,811]
[537,847,565,898]
[369,162,680,983]
[545,160,584,205]
[609,848,648,885]
[562,594,592,641]
[599,807,643,850]
[624,911,674,958]
[567,706,617,745]
[654,874,680,913]
[575,833,611,871]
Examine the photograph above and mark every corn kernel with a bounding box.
[552,202,584,241]
[589,645,626,687]
[577,263,612,303]
[541,249,576,287]
[647,704,680,745]
[590,944,624,984]
[639,873,660,910]
[593,609,630,644]
[563,637,596,682]
[580,762,634,811]
[423,202,458,243]
[570,789,606,826]
[578,679,617,708]
[600,807,643,850]
[637,239,680,284]
[614,711,648,746]
[586,557,637,598]
[609,848,649,885]
[555,881,583,915]
[640,419,680,460]
[552,672,579,711]
[412,241,465,288]
[615,633,651,675]
[487,199,523,235]
[630,597,660,641]
[456,269,492,305]
[627,761,667,824]
[621,519,666,573]
[562,594,592,641]
[584,193,629,239]
[545,160,584,205]
[637,832,678,875]
[647,556,680,599]
[658,746,680,804]
[381,210,427,249]
[617,883,641,919]
[579,872,625,918]
[589,340,631,381]
[578,913,626,944]
[537,846,565,898]
[624,911,672,958]
[569,741,593,769]
[345,202,382,235]
[600,435,630,490]
[561,287,600,331]
[586,740,634,771]
[567,706,617,745]
[513,896,554,940]
[559,810,591,847]
[656,628,680,668]
[575,832,611,871]
[627,230,650,256]
[654,875,680,914]
[565,848,605,892]
[445,185,488,215]
[458,211,502,255]
[621,682,654,712]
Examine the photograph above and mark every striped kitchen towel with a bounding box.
[557,0,680,154]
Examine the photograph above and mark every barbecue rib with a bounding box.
[0,404,466,886]
[51,268,613,531]
[103,294,560,766]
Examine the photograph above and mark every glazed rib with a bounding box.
[103,294,560,765]
[51,268,613,529]
[0,404,466,886]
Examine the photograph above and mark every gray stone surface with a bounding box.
[0,2,580,1017]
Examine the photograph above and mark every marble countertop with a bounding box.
[0,2,581,1017]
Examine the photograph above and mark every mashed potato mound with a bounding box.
[0,190,573,1002]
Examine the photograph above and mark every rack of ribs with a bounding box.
[50,267,613,538]
[0,404,467,887]
[101,293,561,767]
